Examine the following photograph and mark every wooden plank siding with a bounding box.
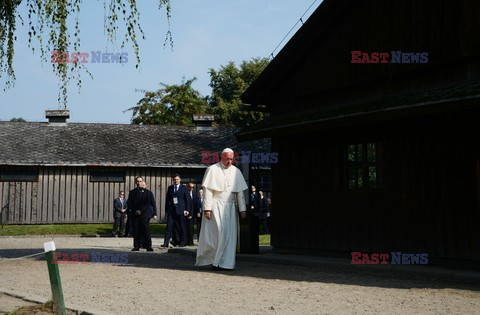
[0,166,207,225]
[270,109,480,261]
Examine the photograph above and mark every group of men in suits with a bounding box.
[112,174,204,251]
[162,173,203,247]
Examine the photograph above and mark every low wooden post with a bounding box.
[43,241,66,315]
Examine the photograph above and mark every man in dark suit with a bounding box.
[162,174,190,247]
[186,182,196,245]
[194,188,204,241]
[258,190,268,234]
[112,191,127,236]
[250,185,259,214]
[250,185,260,236]
[139,181,157,248]
[127,176,156,251]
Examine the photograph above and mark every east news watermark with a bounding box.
[351,252,429,265]
[350,51,428,64]
[201,151,279,164]
[51,51,128,64]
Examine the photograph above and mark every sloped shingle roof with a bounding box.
[0,122,270,167]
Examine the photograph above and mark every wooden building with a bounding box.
[239,0,480,261]
[0,111,270,224]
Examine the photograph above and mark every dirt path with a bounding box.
[0,236,479,314]
[0,293,37,314]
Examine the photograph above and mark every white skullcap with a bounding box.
[222,148,234,154]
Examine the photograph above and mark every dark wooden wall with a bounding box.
[271,108,480,261]
[0,166,205,224]
[264,0,480,116]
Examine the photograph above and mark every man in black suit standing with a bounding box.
[258,190,268,234]
[250,185,259,214]
[127,176,155,252]
[162,174,190,247]
[250,185,260,237]
[112,191,127,236]
[194,188,204,241]
[185,182,197,246]
[139,181,157,248]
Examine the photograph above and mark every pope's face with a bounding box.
[221,152,234,168]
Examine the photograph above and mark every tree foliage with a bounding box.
[0,0,172,107]
[0,0,21,89]
[208,57,269,127]
[128,58,270,127]
[9,117,26,122]
[128,77,207,126]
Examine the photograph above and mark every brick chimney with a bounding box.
[46,109,70,124]
[192,114,214,130]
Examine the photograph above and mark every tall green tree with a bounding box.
[0,0,172,107]
[208,57,269,127]
[128,77,207,126]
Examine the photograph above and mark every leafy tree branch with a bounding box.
[0,0,172,107]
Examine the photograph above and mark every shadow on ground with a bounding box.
[1,247,479,292]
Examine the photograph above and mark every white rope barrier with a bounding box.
[0,251,45,263]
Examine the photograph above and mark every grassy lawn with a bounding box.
[259,234,271,246]
[0,224,271,245]
[0,223,166,236]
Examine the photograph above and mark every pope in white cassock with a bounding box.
[195,148,248,270]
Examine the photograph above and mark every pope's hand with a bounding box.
[205,211,212,220]
[240,212,246,220]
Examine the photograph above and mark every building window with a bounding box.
[0,170,38,181]
[345,142,382,191]
[90,171,125,182]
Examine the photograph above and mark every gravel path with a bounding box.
[0,236,479,314]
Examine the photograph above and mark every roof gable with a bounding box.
[242,0,480,114]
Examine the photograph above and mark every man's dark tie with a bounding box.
[174,185,177,195]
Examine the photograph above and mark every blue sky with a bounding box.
[1,0,320,123]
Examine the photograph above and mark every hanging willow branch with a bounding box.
[0,0,172,108]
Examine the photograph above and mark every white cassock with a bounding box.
[195,162,248,269]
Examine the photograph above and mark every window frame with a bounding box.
[344,141,383,192]
[90,171,126,183]
[0,170,39,182]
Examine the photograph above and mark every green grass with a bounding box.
[0,224,270,245]
[0,223,166,236]
[259,234,271,245]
